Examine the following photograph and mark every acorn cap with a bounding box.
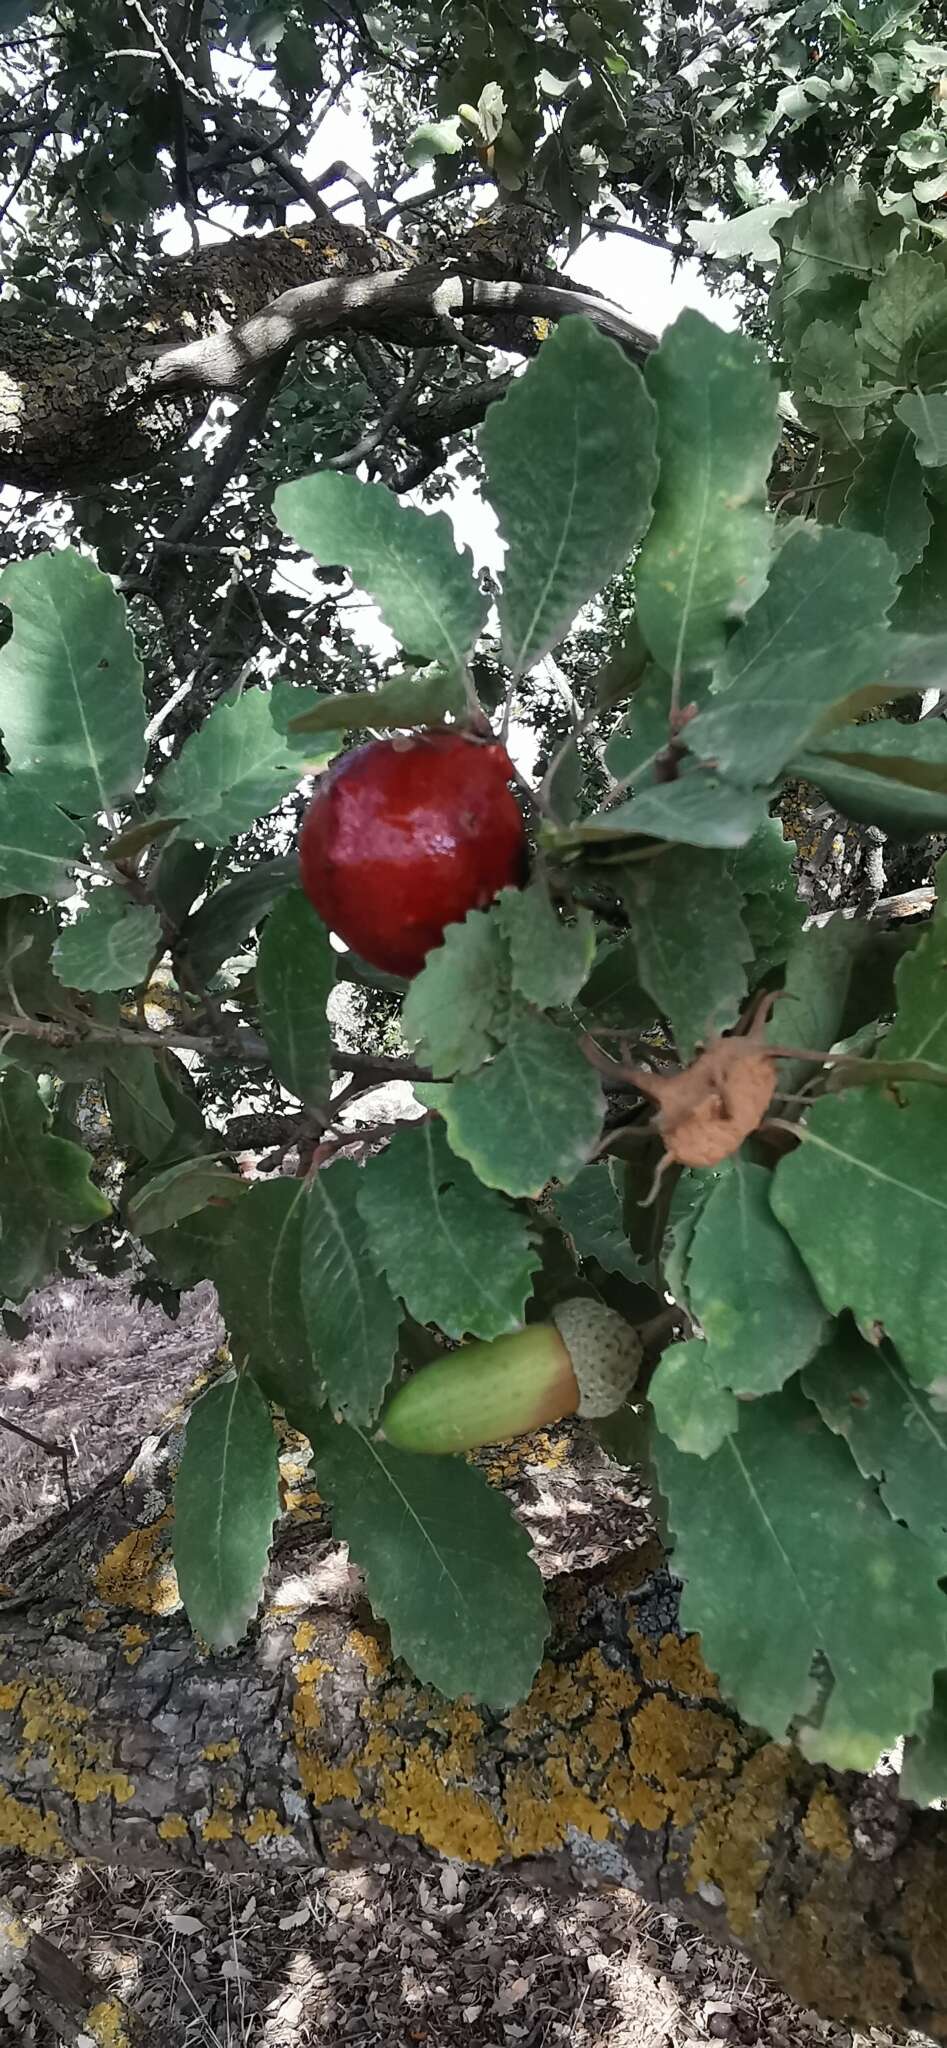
[551,1298,643,1418]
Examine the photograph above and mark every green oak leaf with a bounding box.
[635,312,779,682]
[619,849,752,1058]
[689,199,797,266]
[726,818,803,979]
[146,1204,234,1291]
[661,1167,721,1312]
[554,1162,645,1283]
[576,939,659,1033]
[309,1415,548,1706]
[0,548,145,816]
[649,1338,738,1457]
[841,422,932,577]
[893,504,947,634]
[0,783,85,902]
[764,916,868,1096]
[654,1379,947,1769]
[886,857,947,1070]
[104,1048,180,1162]
[214,1178,324,1435]
[0,1067,110,1300]
[173,1374,280,1650]
[604,668,674,785]
[496,883,595,1008]
[285,664,465,735]
[687,1160,828,1395]
[793,715,947,838]
[127,1157,243,1236]
[771,1091,947,1389]
[793,317,868,429]
[301,1159,400,1424]
[356,1118,539,1340]
[0,897,66,1020]
[275,471,487,666]
[153,687,321,845]
[803,1322,947,1544]
[179,856,299,982]
[687,526,899,786]
[857,251,945,385]
[770,181,901,356]
[773,874,947,1384]
[584,772,771,850]
[52,890,161,993]
[150,842,214,929]
[401,903,511,1076]
[256,889,334,1108]
[897,391,947,468]
[405,114,464,166]
[419,1010,604,1198]
[480,315,658,673]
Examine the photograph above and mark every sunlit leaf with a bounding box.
[310,1415,548,1705]
[174,1374,280,1650]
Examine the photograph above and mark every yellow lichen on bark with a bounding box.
[0,1790,67,1857]
[201,1813,234,1842]
[94,1512,179,1615]
[88,1998,132,2048]
[376,1753,506,1863]
[244,1808,292,1844]
[802,1787,851,1861]
[4,1677,135,1810]
[687,1744,792,1936]
[158,1814,189,1842]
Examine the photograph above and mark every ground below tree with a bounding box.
[0,1274,928,2048]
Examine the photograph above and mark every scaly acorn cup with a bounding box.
[380,1299,643,1456]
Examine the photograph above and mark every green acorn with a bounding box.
[380,1299,643,1456]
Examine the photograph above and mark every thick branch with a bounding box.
[0,1424,945,2039]
[150,266,656,393]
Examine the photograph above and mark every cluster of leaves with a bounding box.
[5,167,947,1790]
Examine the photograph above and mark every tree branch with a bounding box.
[0,1006,434,1086]
[0,1412,72,1510]
[1,1420,946,2041]
[150,266,657,394]
[328,346,434,471]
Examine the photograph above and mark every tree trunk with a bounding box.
[1,1415,946,2041]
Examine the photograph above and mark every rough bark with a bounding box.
[1,1414,947,2041]
[0,216,654,492]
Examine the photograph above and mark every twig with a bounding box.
[329,347,434,471]
[310,156,383,223]
[0,1006,436,1085]
[169,352,293,547]
[0,1412,73,1511]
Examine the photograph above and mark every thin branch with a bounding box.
[310,156,383,223]
[0,1412,73,1511]
[583,215,679,253]
[163,349,293,549]
[329,347,434,471]
[0,1007,436,1085]
[198,105,336,222]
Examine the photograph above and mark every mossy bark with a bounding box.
[0,216,654,492]
[1,1416,947,2040]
